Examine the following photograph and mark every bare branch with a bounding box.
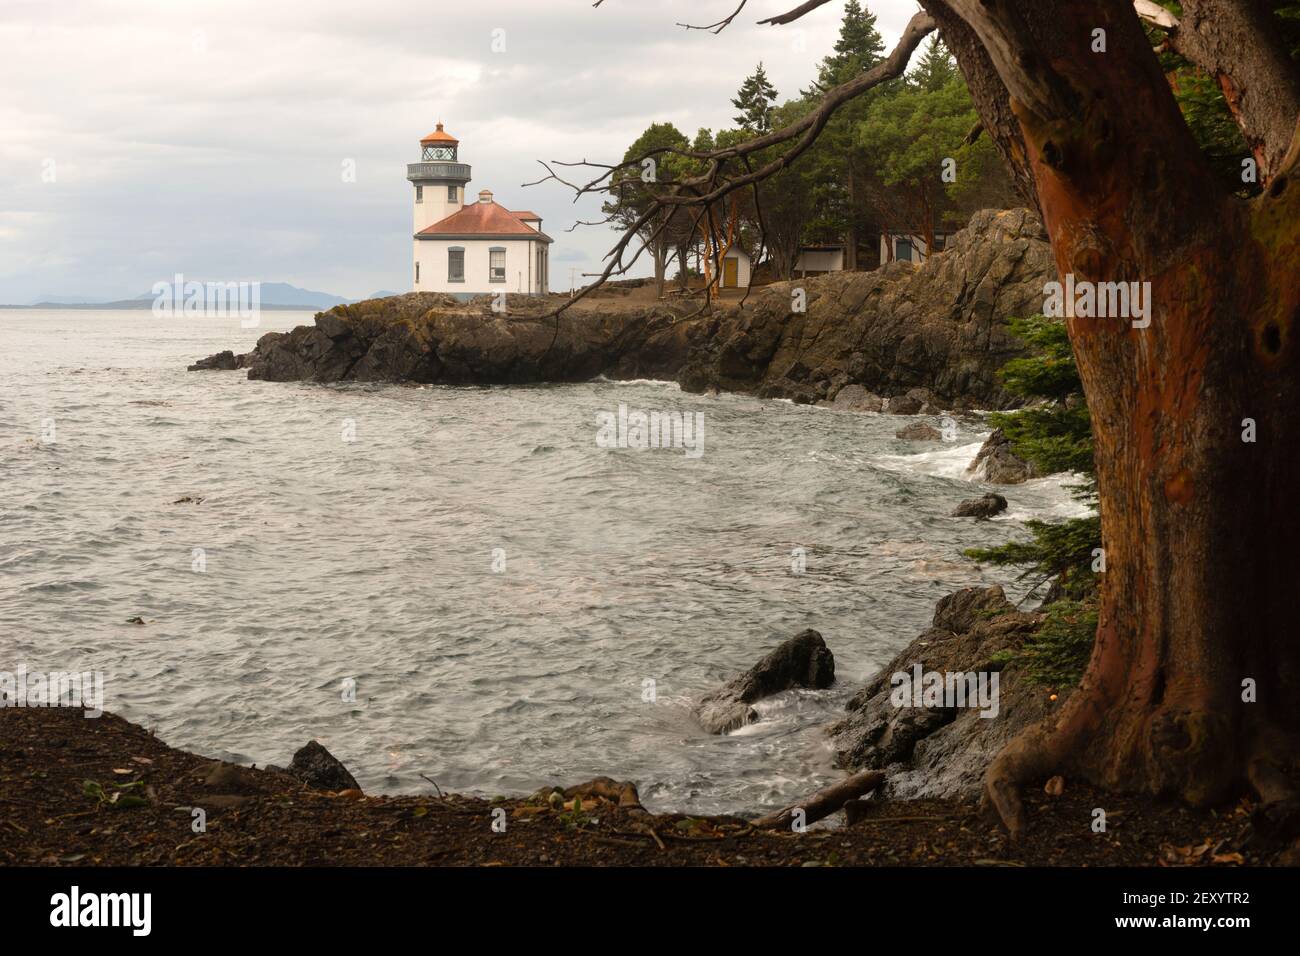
[758,0,835,26]
[677,1,749,34]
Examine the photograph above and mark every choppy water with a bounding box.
[0,309,1089,814]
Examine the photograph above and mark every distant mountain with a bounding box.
[10,281,365,310]
[366,290,401,300]
[26,293,117,305]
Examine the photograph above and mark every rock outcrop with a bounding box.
[967,427,1038,483]
[694,629,836,734]
[193,292,705,385]
[678,208,1055,409]
[188,350,250,371]
[827,586,1062,800]
[952,492,1008,518]
[189,209,1053,409]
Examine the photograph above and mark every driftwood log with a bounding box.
[754,770,885,830]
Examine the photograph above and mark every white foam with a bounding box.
[874,438,989,481]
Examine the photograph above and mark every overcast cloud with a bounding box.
[0,0,918,302]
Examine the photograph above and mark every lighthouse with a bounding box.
[408,123,552,297]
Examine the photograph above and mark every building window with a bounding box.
[415,261,420,284]
[415,184,423,203]
[448,185,458,202]
[895,238,914,262]
[448,247,465,282]
[489,248,506,283]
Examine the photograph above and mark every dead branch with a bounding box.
[753,769,885,830]
[758,0,835,26]
[677,1,749,33]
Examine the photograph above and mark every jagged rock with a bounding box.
[678,208,1054,409]
[952,493,1008,518]
[694,629,835,734]
[967,428,1038,483]
[207,292,704,385]
[896,422,943,441]
[285,740,360,793]
[827,586,1060,799]
[188,350,239,371]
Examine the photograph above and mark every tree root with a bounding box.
[983,695,1100,841]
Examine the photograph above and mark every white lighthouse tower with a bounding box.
[409,123,470,234]
[408,122,553,297]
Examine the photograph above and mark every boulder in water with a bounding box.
[952,493,1008,519]
[967,428,1037,483]
[694,629,835,734]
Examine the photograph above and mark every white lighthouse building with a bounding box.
[408,123,552,297]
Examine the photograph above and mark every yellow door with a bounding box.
[723,257,738,288]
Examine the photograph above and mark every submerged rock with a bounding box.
[952,492,1008,518]
[827,586,1059,800]
[694,629,835,734]
[967,428,1038,483]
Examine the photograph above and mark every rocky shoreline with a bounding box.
[190,209,1053,415]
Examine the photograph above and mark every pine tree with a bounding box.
[965,315,1101,686]
[828,0,884,75]
[731,62,778,132]
[909,37,958,91]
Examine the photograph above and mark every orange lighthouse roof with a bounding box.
[420,122,459,145]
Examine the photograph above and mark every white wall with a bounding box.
[722,250,751,288]
[880,233,950,265]
[413,182,464,234]
[413,238,547,295]
[794,248,844,273]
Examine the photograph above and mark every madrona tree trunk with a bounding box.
[917,0,1300,836]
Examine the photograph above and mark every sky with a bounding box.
[0,0,920,303]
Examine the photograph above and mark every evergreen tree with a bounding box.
[732,63,778,132]
[820,0,885,83]
[908,37,958,92]
[966,315,1101,685]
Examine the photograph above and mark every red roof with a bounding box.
[420,122,459,145]
[511,210,542,221]
[417,200,551,240]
